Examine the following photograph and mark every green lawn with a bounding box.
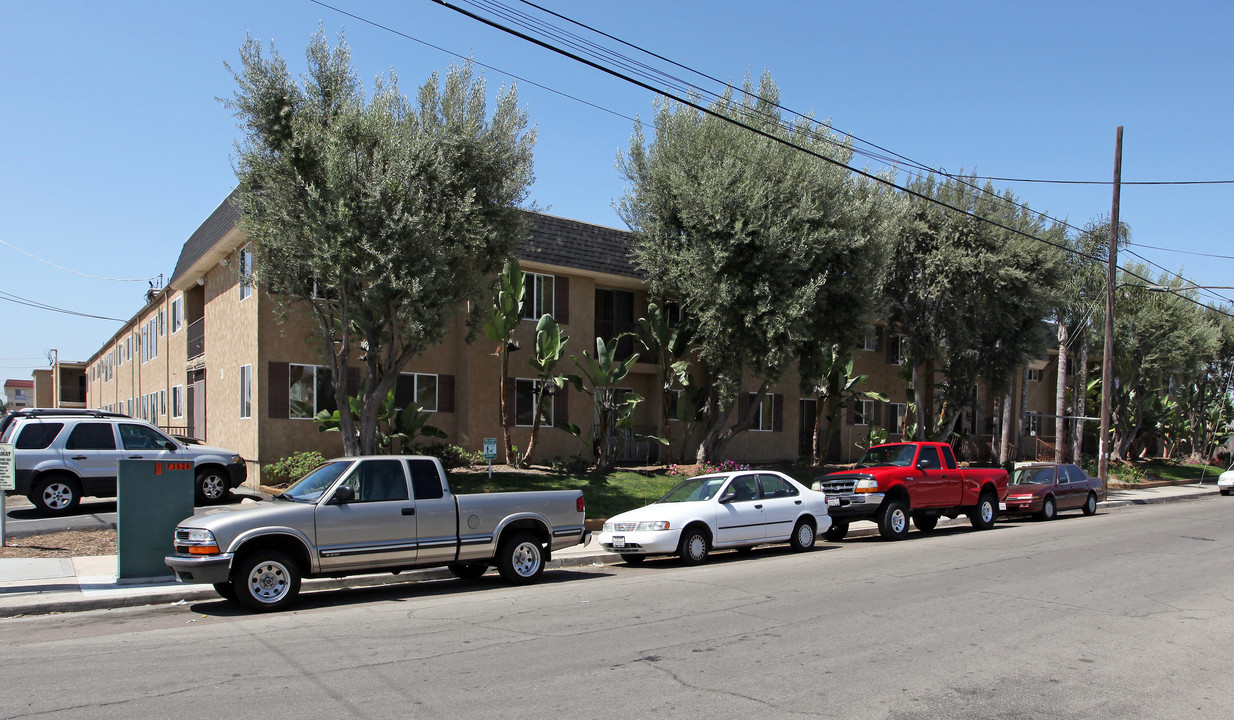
[1130,459,1227,483]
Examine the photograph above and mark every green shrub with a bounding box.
[263,451,327,486]
[417,442,484,469]
[550,454,590,474]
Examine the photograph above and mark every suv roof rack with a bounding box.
[0,408,130,437]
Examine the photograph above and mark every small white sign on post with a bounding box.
[483,437,497,478]
[0,443,14,547]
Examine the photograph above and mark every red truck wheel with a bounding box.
[968,492,998,530]
[877,499,910,541]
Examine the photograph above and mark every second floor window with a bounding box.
[522,272,554,320]
[239,246,253,301]
[595,288,636,361]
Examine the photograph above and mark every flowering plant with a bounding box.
[667,460,751,478]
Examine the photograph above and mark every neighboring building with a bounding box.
[84,191,1066,486]
[3,379,34,409]
[30,362,87,409]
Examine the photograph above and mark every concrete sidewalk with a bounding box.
[0,482,1221,618]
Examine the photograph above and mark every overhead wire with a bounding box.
[0,290,127,322]
[0,238,155,282]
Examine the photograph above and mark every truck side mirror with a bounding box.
[916,460,929,470]
[329,485,355,505]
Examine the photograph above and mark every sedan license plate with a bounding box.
[999,502,1007,511]
[612,535,626,548]
[827,497,840,507]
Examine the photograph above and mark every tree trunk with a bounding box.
[910,362,927,440]
[1054,321,1069,463]
[1019,364,1030,461]
[1072,330,1088,463]
[999,389,1014,464]
[499,348,514,465]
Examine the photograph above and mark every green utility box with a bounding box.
[117,459,195,580]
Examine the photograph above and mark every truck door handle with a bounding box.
[401,507,416,516]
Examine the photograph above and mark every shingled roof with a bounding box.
[168,190,641,283]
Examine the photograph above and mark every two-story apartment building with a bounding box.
[82,191,1072,486]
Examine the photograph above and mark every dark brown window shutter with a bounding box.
[556,384,568,426]
[772,394,784,432]
[738,392,751,421]
[438,374,455,413]
[847,402,857,425]
[875,326,884,352]
[268,361,289,419]
[554,276,570,324]
[346,367,361,396]
[885,333,897,365]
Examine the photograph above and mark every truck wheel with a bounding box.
[32,475,81,515]
[497,532,544,584]
[447,562,488,580]
[235,550,301,612]
[789,518,817,551]
[877,499,910,541]
[1036,496,1057,521]
[1082,492,1099,515]
[823,521,849,542]
[968,492,998,531]
[912,512,938,533]
[212,581,238,602]
[195,468,230,505]
[678,526,710,565]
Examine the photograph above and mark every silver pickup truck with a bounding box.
[165,455,588,611]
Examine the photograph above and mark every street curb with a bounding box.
[0,488,1217,618]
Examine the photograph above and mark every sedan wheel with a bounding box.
[1082,492,1099,515]
[1037,496,1057,521]
[678,527,710,565]
[789,519,816,551]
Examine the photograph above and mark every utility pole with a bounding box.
[1098,127,1123,485]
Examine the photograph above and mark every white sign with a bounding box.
[483,437,498,460]
[0,444,14,491]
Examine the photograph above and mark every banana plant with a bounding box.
[482,258,525,465]
[566,334,654,470]
[315,389,446,453]
[636,302,693,459]
[522,314,570,466]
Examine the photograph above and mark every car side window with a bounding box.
[119,423,169,451]
[917,446,941,470]
[15,422,63,450]
[66,422,117,450]
[940,445,958,469]
[340,460,409,502]
[759,474,799,498]
[1063,465,1086,483]
[728,475,760,502]
[407,459,444,500]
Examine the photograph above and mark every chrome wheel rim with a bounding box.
[200,474,226,500]
[890,508,907,534]
[510,541,541,578]
[247,559,291,604]
[981,500,995,523]
[42,483,73,510]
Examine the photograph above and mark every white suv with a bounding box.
[1,409,247,515]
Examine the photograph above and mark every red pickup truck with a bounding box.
[811,441,1008,541]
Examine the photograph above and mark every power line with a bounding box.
[0,238,155,282]
[978,176,1234,186]
[1126,241,1234,260]
[0,290,127,322]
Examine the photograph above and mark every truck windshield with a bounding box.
[281,461,353,502]
[855,444,917,468]
[656,475,729,503]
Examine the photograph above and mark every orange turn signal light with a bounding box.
[187,545,220,555]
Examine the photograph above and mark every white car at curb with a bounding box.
[1218,463,1234,496]
[597,470,831,565]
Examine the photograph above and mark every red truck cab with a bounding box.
[812,441,1008,541]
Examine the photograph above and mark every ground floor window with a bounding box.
[515,378,554,427]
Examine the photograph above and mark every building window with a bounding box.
[148,318,158,360]
[663,300,683,328]
[668,389,681,421]
[239,364,252,418]
[160,389,167,417]
[890,403,908,434]
[239,246,253,301]
[855,399,874,426]
[1027,413,1043,436]
[595,288,637,361]
[289,364,338,419]
[522,272,554,320]
[126,398,133,417]
[515,378,554,427]
[888,333,906,366]
[172,385,184,419]
[748,393,774,432]
[171,297,183,333]
[862,325,877,352]
[1027,368,1043,382]
[395,373,439,413]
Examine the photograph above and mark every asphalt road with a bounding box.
[1,496,1231,719]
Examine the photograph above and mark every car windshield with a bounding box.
[656,475,730,503]
[280,460,353,502]
[855,444,917,468]
[1011,467,1056,485]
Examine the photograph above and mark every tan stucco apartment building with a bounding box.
[82,192,1071,486]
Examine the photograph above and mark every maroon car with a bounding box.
[1001,463,1105,520]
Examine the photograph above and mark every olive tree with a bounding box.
[227,30,535,455]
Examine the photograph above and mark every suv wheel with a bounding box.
[196,468,230,505]
[32,475,82,515]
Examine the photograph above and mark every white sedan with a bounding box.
[597,470,831,565]
[1218,462,1234,496]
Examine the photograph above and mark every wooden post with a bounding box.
[1098,127,1123,484]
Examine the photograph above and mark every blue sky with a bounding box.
[3,0,1232,397]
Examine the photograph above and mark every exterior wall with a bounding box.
[32,369,53,407]
[3,381,33,409]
